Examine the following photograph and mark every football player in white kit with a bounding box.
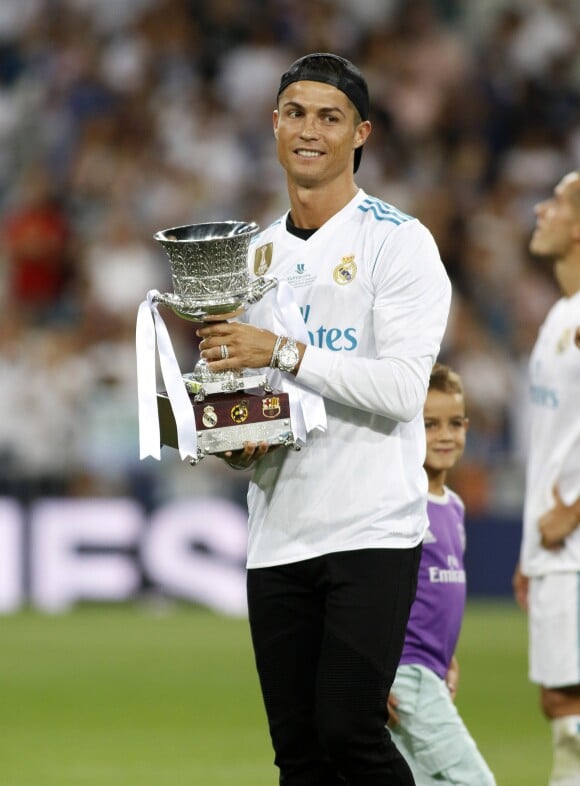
[513,171,580,786]
[197,53,451,785]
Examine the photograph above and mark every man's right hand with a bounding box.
[512,562,529,612]
[387,691,400,728]
[220,441,270,470]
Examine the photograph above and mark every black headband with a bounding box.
[277,53,369,172]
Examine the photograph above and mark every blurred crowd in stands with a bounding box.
[0,0,578,516]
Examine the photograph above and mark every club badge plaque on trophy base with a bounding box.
[146,220,297,465]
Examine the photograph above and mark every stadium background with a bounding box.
[0,0,578,782]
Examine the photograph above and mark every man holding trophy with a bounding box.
[194,53,452,786]
[139,53,451,785]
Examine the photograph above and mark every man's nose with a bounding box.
[300,115,318,137]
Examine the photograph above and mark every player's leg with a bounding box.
[529,572,580,786]
[540,685,580,786]
[246,559,345,786]
[389,664,496,786]
[315,546,421,786]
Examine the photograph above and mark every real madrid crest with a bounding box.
[202,405,218,428]
[231,400,249,424]
[333,255,357,285]
[254,243,273,276]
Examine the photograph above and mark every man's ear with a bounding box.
[273,109,279,139]
[355,119,372,150]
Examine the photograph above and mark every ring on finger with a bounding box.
[220,344,229,360]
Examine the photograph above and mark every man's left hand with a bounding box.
[197,318,277,372]
[539,485,580,550]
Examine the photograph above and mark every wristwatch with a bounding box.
[275,337,300,373]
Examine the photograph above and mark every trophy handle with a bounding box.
[152,277,278,321]
[150,292,208,321]
[246,276,278,304]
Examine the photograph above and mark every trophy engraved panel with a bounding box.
[153,221,278,320]
[157,390,295,458]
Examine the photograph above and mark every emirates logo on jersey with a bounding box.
[333,256,357,285]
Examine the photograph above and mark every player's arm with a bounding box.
[219,441,270,471]
[446,654,459,701]
[539,485,580,550]
[386,690,400,728]
[512,562,529,612]
[296,223,451,422]
[196,319,301,373]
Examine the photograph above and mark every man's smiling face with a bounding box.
[273,80,368,188]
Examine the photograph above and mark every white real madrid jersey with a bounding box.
[243,189,452,568]
[521,291,580,576]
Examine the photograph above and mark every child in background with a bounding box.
[388,363,497,786]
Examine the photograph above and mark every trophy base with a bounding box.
[182,369,269,396]
[157,388,297,465]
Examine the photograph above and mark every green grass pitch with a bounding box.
[0,600,548,785]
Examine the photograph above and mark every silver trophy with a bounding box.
[153,220,276,395]
[152,220,297,462]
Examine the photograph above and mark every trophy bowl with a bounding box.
[152,221,276,321]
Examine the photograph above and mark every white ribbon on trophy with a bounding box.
[267,281,327,443]
[136,289,198,460]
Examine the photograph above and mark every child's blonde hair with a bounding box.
[428,363,464,396]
